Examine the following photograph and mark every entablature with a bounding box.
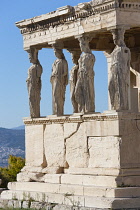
[16,0,140,51]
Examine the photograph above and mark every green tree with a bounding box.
[0,155,25,188]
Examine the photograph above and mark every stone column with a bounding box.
[50,42,68,116]
[26,48,43,118]
[131,49,140,112]
[109,27,131,111]
[67,49,81,113]
[75,34,95,113]
[104,51,112,110]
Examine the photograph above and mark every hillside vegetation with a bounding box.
[0,127,25,167]
[0,155,25,188]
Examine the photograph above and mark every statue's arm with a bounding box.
[50,62,57,82]
[38,65,43,78]
[64,61,68,85]
[26,67,31,83]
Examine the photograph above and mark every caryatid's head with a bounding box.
[52,42,65,59]
[71,51,81,65]
[54,48,65,59]
[78,36,92,53]
[28,48,39,64]
[112,28,125,47]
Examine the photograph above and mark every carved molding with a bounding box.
[19,1,129,35]
[20,1,140,35]
[24,112,140,125]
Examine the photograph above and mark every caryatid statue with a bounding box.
[26,48,43,118]
[69,50,81,113]
[109,28,131,110]
[75,35,95,113]
[50,43,68,116]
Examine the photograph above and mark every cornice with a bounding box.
[16,1,116,35]
[16,1,140,36]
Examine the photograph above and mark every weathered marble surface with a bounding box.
[15,112,140,184]
[69,50,81,113]
[3,182,140,209]
[75,35,95,113]
[51,44,68,116]
[26,48,43,118]
[24,124,45,168]
[2,112,140,208]
[109,28,131,110]
[44,123,65,170]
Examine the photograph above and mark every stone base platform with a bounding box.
[0,199,112,210]
[1,112,140,209]
[1,181,140,209]
[22,112,140,174]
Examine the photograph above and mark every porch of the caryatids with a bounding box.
[26,47,43,118]
[109,27,131,111]
[75,35,95,113]
[68,49,81,113]
[50,42,68,116]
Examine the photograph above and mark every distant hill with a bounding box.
[0,127,25,167]
[12,125,25,130]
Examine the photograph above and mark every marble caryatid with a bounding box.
[26,48,43,118]
[50,43,68,116]
[69,50,81,113]
[109,28,131,111]
[75,35,95,113]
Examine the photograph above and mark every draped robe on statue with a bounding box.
[109,46,131,110]
[51,58,68,116]
[27,63,42,117]
[75,53,95,113]
[70,64,78,113]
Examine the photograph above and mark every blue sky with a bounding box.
[0,0,108,128]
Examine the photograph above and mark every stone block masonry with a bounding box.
[1,112,140,208]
